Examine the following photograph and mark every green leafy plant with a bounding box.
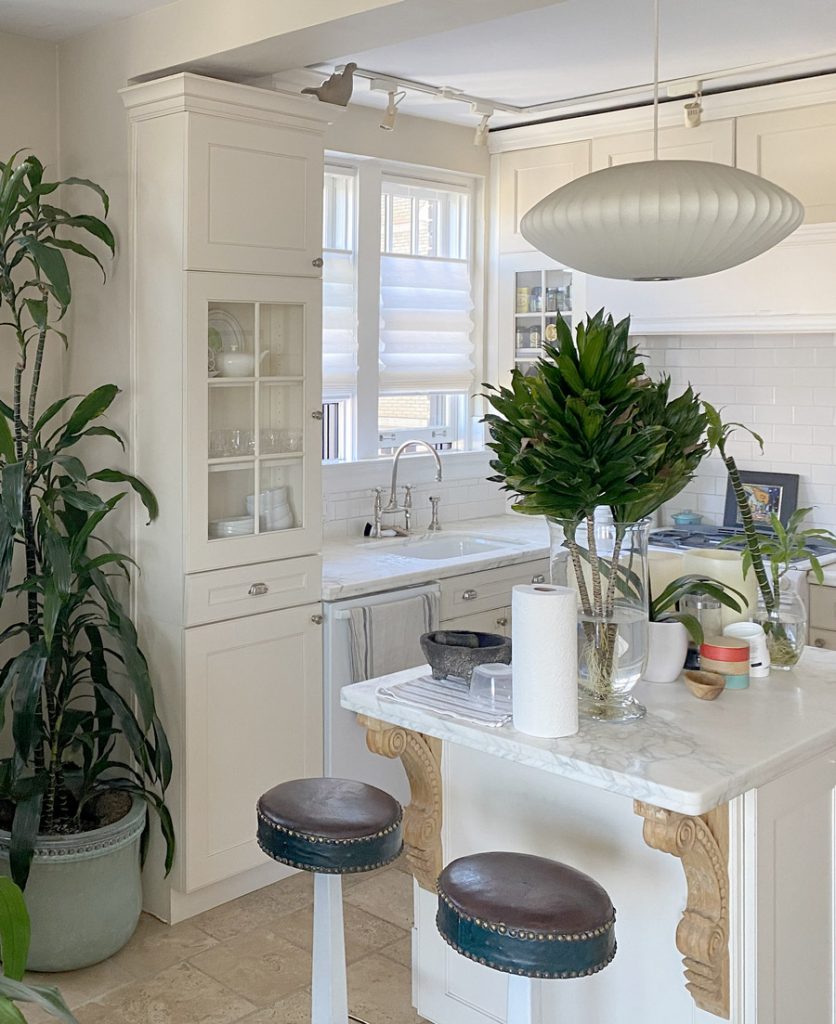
[0,152,173,887]
[0,877,77,1022]
[651,574,745,645]
[483,310,708,690]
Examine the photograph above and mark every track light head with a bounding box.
[471,103,494,146]
[380,88,406,131]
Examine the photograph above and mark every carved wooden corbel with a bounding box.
[634,800,729,1019]
[359,716,443,892]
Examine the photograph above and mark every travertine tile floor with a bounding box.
[26,855,428,1024]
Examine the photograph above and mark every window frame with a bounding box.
[322,155,485,463]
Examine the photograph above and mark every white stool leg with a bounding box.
[311,873,348,1024]
[506,975,541,1024]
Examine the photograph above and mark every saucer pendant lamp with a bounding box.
[520,0,804,280]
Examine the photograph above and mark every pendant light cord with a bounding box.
[652,0,660,160]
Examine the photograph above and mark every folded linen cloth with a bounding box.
[348,590,439,682]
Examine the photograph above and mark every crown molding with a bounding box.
[488,72,836,154]
[120,72,342,132]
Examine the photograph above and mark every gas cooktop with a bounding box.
[650,525,836,559]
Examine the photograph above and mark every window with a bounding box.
[321,161,479,462]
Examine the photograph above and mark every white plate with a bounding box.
[208,309,246,355]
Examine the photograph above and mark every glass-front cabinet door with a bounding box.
[187,273,322,572]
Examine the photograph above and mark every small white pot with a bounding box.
[643,620,689,683]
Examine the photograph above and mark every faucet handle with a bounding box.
[403,485,413,509]
[428,495,442,532]
[372,487,383,512]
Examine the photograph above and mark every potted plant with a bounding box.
[645,575,745,683]
[705,403,836,669]
[0,877,77,1021]
[0,153,173,970]
[484,311,708,720]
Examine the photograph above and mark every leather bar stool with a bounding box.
[436,852,616,1024]
[257,777,403,1024]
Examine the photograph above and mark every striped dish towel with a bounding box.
[348,590,439,682]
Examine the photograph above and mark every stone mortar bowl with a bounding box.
[420,631,512,684]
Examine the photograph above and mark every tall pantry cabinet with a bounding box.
[121,74,338,922]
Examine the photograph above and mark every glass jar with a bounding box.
[754,589,807,670]
[548,517,651,722]
[680,591,722,669]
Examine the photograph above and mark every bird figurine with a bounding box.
[301,63,357,107]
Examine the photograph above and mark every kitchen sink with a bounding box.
[364,533,524,561]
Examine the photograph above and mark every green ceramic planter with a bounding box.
[0,797,146,972]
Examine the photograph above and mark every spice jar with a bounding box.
[681,591,722,669]
[700,636,750,690]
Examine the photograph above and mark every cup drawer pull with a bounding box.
[248,582,269,597]
[531,573,546,584]
[462,589,478,601]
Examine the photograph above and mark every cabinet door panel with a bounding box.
[591,120,734,170]
[187,113,323,275]
[809,583,836,630]
[441,606,511,635]
[184,604,323,890]
[737,104,836,223]
[186,272,322,572]
[498,141,591,253]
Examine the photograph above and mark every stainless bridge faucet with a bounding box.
[369,440,443,538]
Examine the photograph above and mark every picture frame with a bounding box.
[723,470,799,530]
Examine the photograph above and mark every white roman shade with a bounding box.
[322,249,357,392]
[378,253,475,393]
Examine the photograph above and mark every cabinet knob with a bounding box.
[311,409,324,421]
[311,614,324,625]
[311,257,324,268]
[496,616,508,628]
[248,582,269,597]
[462,589,478,601]
[531,573,546,584]
[815,638,826,648]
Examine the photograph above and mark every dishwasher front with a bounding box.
[323,581,440,806]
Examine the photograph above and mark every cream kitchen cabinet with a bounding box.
[589,119,734,170]
[737,103,836,224]
[182,603,323,892]
[439,558,550,633]
[496,140,591,253]
[186,272,322,573]
[809,582,836,651]
[122,74,339,922]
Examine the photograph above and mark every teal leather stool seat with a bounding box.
[436,852,616,1023]
[257,777,403,1024]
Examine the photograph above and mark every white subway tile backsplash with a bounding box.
[650,330,836,531]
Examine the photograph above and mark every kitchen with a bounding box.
[2,1,836,1023]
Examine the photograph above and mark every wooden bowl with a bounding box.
[684,670,726,701]
[684,667,725,700]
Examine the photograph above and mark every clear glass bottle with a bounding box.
[755,589,807,670]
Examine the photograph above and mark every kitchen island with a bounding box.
[342,648,836,1024]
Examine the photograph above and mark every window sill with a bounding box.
[322,448,492,490]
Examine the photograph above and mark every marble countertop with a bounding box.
[341,647,836,815]
[322,515,550,601]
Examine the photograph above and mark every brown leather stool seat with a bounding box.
[257,777,403,874]
[436,852,616,979]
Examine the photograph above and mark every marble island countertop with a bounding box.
[322,514,550,601]
[341,647,836,815]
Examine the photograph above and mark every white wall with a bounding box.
[641,333,836,532]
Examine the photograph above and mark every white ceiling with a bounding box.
[306,0,836,127]
[0,0,174,41]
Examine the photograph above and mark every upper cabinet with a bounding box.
[737,103,836,224]
[590,120,734,170]
[186,112,325,275]
[497,140,591,252]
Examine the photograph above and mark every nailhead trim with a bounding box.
[256,806,403,845]
[438,931,618,980]
[437,888,616,942]
[255,837,403,874]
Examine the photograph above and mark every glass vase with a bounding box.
[754,589,807,670]
[548,516,650,722]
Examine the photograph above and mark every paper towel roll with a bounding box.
[512,584,578,738]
